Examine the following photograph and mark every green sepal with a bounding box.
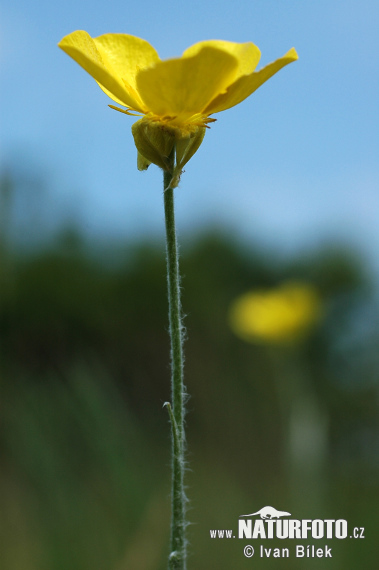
[137,151,150,171]
[175,127,206,169]
[170,127,206,188]
[132,119,175,171]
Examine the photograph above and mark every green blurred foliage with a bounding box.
[0,169,378,569]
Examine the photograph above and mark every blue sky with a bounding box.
[1,1,378,271]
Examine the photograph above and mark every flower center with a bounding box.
[144,112,216,138]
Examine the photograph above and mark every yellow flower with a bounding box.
[229,282,322,345]
[58,31,298,185]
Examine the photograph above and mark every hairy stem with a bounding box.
[163,155,187,570]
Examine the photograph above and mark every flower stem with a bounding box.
[163,155,187,570]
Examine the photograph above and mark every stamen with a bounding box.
[108,105,141,116]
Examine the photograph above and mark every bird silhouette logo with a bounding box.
[240,506,291,520]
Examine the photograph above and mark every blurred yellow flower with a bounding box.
[58,32,297,182]
[229,282,322,345]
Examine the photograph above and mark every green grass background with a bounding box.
[0,171,378,569]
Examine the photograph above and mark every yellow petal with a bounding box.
[136,47,238,118]
[93,33,160,108]
[58,30,144,111]
[183,40,261,82]
[204,48,298,115]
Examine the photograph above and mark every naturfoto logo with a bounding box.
[209,505,365,560]
[239,505,347,539]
